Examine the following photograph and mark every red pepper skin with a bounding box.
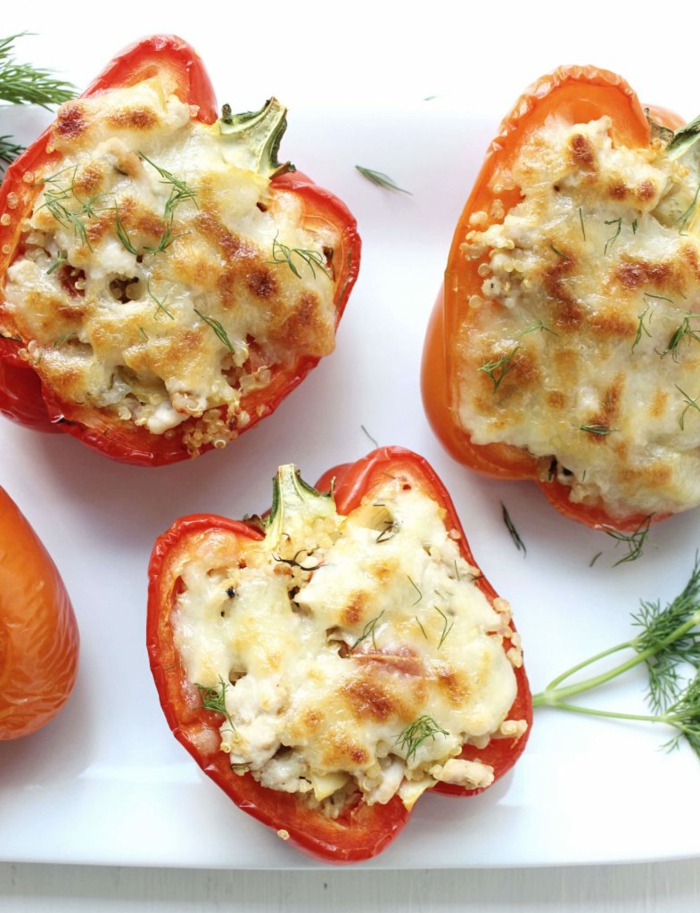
[147,447,531,862]
[0,487,79,739]
[0,36,360,466]
[421,67,684,534]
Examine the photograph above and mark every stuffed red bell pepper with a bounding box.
[422,65,700,533]
[0,35,360,465]
[147,446,531,862]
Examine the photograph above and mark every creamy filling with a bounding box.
[455,114,700,520]
[172,469,525,815]
[1,78,339,453]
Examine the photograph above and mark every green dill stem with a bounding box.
[533,608,700,708]
[533,700,672,725]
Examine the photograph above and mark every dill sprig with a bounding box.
[0,33,75,107]
[657,314,700,361]
[139,153,198,217]
[194,308,234,352]
[479,346,519,393]
[395,715,449,762]
[270,234,332,280]
[355,165,411,195]
[0,134,24,168]
[604,217,622,255]
[196,676,235,731]
[433,604,454,648]
[501,502,526,555]
[533,554,700,758]
[603,515,653,566]
[350,611,385,652]
[677,385,700,430]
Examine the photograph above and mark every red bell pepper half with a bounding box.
[0,35,360,465]
[147,447,531,862]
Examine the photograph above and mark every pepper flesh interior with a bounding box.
[173,465,526,815]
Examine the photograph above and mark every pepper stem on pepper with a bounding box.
[218,99,295,178]
[264,464,335,552]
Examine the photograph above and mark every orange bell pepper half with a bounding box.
[422,66,691,533]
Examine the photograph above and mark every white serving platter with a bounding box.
[1,5,700,869]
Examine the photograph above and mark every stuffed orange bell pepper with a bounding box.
[0,35,360,465]
[147,447,531,862]
[422,66,700,533]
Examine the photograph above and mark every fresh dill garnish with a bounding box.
[361,424,379,449]
[678,184,700,234]
[114,204,139,255]
[138,153,198,216]
[433,604,454,648]
[376,520,399,543]
[479,346,519,393]
[657,314,700,361]
[355,165,412,195]
[395,715,449,762]
[580,424,616,436]
[589,551,602,567]
[270,235,332,280]
[143,216,177,255]
[45,250,67,275]
[632,218,638,234]
[194,308,234,352]
[632,306,651,352]
[147,280,174,320]
[603,515,653,566]
[676,385,700,430]
[415,616,428,639]
[273,548,322,571]
[501,502,526,556]
[0,134,23,169]
[578,207,586,240]
[37,167,97,250]
[519,320,558,338]
[604,217,622,255]
[0,33,75,107]
[196,676,235,730]
[407,576,423,606]
[52,331,76,347]
[549,243,569,260]
[533,555,700,759]
[350,610,386,652]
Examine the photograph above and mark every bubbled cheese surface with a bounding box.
[0,78,339,454]
[455,114,700,520]
[173,472,524,813]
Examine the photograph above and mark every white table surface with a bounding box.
[2,1,700,908]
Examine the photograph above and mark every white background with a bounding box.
[2,0,700,908]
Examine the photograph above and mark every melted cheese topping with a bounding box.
[173,471,524,814]
[0,78,339,454]
[455,114,700,520]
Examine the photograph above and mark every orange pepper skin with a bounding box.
[421,66,683,533]
[0,488,79,739]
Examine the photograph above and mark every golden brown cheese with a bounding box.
[0,78,339,452]
[172,469,525,814]
[456,114,700,520]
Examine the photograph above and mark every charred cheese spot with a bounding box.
[172,472,522,813]
[55,102,86,139]
[456,113,700,519]
[0,78,340,453]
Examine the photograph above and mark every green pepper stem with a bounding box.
[218,99,294,178]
